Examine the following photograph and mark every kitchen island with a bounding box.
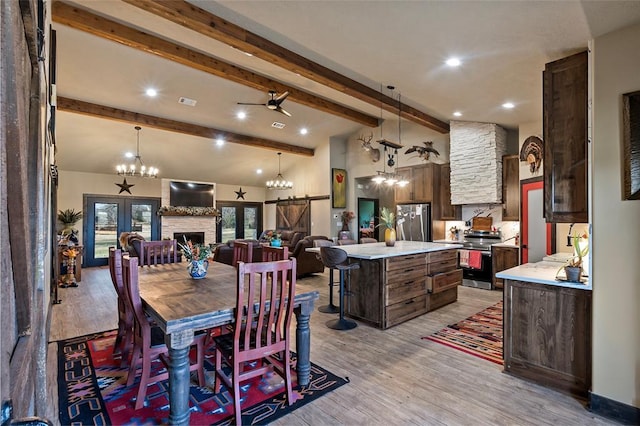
[315,241,463,329]
[497,262,591,397]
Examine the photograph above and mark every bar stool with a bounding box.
[319,246,358,330]
[314,240,339,314]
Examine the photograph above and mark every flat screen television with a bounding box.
[169,181,214,207]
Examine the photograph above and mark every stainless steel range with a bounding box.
[459,229,502,289]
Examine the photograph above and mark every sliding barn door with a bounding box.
[276,200,310,235]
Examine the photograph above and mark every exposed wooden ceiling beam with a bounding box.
[122,0,450,134]
[57,97,315,157]
[51,1,378,128]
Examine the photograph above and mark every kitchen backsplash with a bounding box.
[443,203,519,242]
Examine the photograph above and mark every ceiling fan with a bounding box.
[237,90,292,117]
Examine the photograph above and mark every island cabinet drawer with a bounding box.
[426,249,457,265]
[427,257,458,275]
[427,269,463,294]
[385,295,428,328]
[385,266,425,286]
[385,278,426,306]
[385,254,426,272]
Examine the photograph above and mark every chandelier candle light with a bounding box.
[116,126,159,178]
[266,152,293,190]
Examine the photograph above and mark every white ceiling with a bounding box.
[53,0,640,187]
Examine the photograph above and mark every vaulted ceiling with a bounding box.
[52,0,640,186]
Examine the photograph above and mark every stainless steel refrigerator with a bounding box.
[395,203,431,242]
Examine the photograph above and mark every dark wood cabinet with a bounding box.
[504,280,591,398]
[436,163,461,220]
[491,245,518,289]
[543,51,588,223]
[394,164,435,204]
[502,155,519,221]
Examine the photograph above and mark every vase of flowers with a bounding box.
[178,237,212,279]
[377,207,396,247]
[339,210,355,239]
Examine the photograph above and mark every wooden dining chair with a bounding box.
[360,237,378,244]
[121,256,207,410]
[108,247,133,366]
[213,258,297,426]
[138,239,179,266]
[232,241,253,267]
[337,239,358,245]
[261,245,289,261]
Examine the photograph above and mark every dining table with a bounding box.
[137,261,319,425]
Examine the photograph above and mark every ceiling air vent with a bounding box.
[178,97,197,107]
[271,121,286,129]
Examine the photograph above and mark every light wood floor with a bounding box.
[46,266,616,425]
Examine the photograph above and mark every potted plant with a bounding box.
[377,207,396,246]
[563,232,589,282]
[57,208,83,235]
[178,237,213,279]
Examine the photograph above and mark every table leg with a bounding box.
[166,329,194,426]
[295,301,313,386]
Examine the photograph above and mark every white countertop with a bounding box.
[496,262,591,290]
[491,243,519,248]
[307,240,463,260]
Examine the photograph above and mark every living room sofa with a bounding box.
[289,235,332,277]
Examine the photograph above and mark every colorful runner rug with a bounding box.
[422,301,503,365]
[58,330,347,425]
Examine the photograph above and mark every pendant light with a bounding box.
[266,152,293,190]
[372,85,408,187]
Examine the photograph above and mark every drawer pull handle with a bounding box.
[405,300,415,305]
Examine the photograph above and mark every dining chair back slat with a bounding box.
[232,241,254,267]
[139,239,179,266]
[261,245,289,262]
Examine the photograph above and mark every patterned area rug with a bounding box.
[422,301,503,365]
[58,330,347,425]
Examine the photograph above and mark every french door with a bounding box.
[216,201,263,243]
[83,195,160,266]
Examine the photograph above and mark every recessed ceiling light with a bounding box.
[216,138,224,146]
[256,169,263,174]
[453,111,462,117]
[445,57,461,67]
[502,102,515,109]
[145,88,158,97]
[125,152,134,158]
[237,111,247,120]
[299,128,308,135]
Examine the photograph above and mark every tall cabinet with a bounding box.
[501,155,519,221]
[543,51,588,223]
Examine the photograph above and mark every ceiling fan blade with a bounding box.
[275,106,292,117]
[275,91,289,103]
[237,102,267,106]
